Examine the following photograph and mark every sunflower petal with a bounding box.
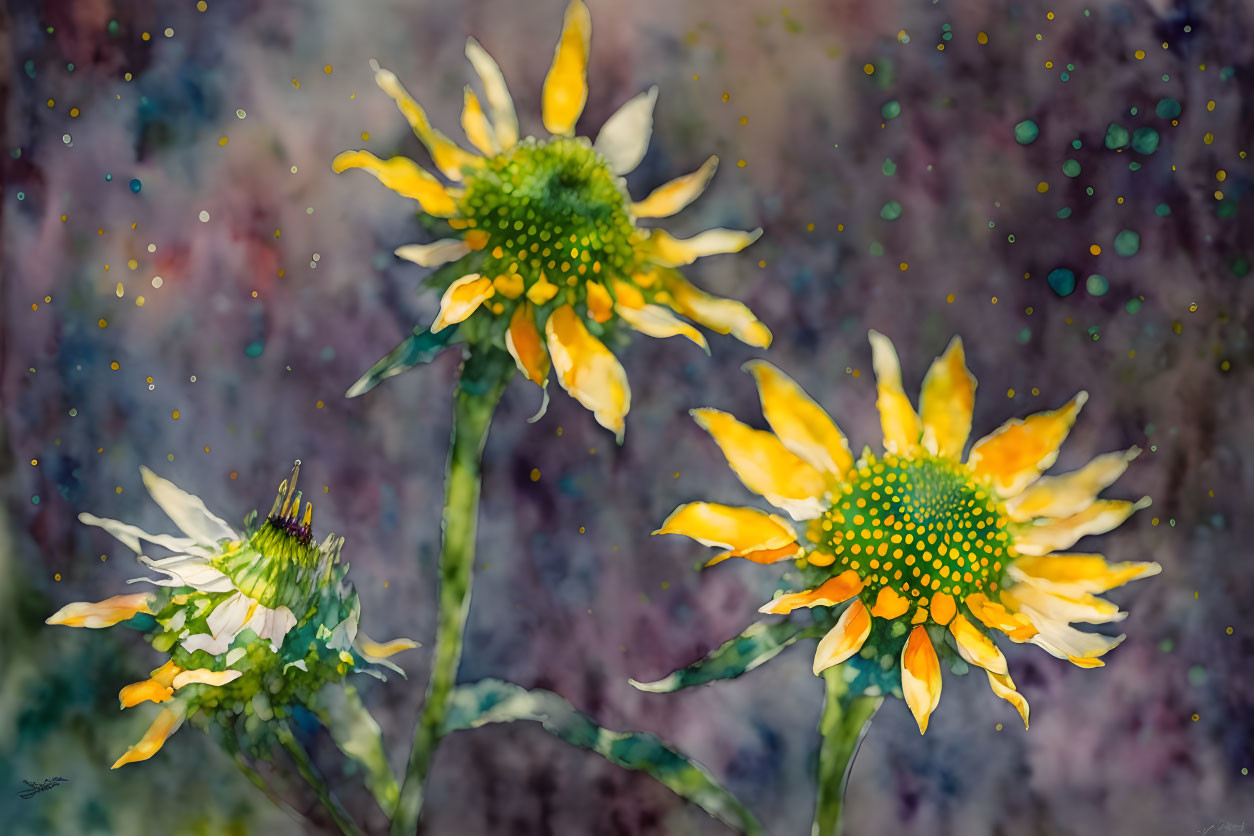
[986,670,1030,728]
[431,274,494,333]
[901,625,942,734]
[47,593,154,628]
[1004,448,1141,522]
[963,592,1039,641]
[171,669,244,690]
[118,679,174,709]
[918,336,976,460]
[760,570,863,615]
[541,0,591,136]
[646,228,762,268]
[632,156,718,218]
[1012,497,1151,556]
[461,87,497,155]
[616,303,708,351]
[111,706,184,768]
[1018,604,1125,666]
[544,305,630,441]
[968,393,1089,497]
[1003,584,1126,625]
[331,150,457,216]
[506,303,550,386]
[812,599,872,674]
[659,271,772,348]
[654,502,798,564]
[868,331,922,455]
[1008,554,1162,596]
[870,586,909,619]
[585,281,613,323]
[371,64,480,180]
[395,239,472,268]
[594,87,657,175]
[465,38,519,149]
[948,613,1009,675]
[355,634,420,660]
[690,408,829,520]
[743,361,853,480]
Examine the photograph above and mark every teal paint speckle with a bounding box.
[1062,159,1081,177]
[1132,126,1160,154]
[1155,203,1171,216]
[1086,274,1110,296]
[245,342,264,358]
[882,158,897,176]
[881,100,901,120]
[1126,298,1143,314]
[1105,123,1130,150]
[1014,120,1039,144]
[1156,98,1182,119]
[1057,207,1072,219]
[869,242,884,257]
[1071,139,1083,150]
[880,201,903,221]
[1047,268,1077,296]
[1114,229,1141,256]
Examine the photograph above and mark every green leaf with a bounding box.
[445,678,763,835]
[630,619,822,693]
[345,326,457,398]
[309,683,399,817]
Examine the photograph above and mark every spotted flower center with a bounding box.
[460,137,639,299]
[812,454,1016,604]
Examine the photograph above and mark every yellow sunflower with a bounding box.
[657,331,1159,732]
[335,0,768,439]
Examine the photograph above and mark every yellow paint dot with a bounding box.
[977,32,989,45]
[142,32,150,41]
[218,136,228,146]
[1045,61,1054,69]
[292,77,300,89]
[899,262,908,271]
[1007,388,1016,398]
[1134,49,1145,60]
[721,92,729,102]
[324,65,333,74]
[1192,714,1200,722]
[47,98,54,108]
[98,318,108,328]
[30,459,38,466]
[530,468,541,482]
[737,159,746,168]
[1203,132,1214,144]
[1046,11,1055,19]
[1215,190,1224,200]
[1206,100,1216,111]
[990,296,998,304]
[361,131,370,141]
[739,116,748,126]
[1216,170,1227,181]
[54,573,62,581]
[70,107,80,117]
[863,63,875,75]
[1089,244,1101,255]
[1227,626,1234,635]
[946,293,955,303]
[111,361,119,371]
[197,1,208,11]
[171,410,180,420]
[1036,181,1050,193]
[806,222,815,231]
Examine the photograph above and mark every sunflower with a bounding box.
[335,0,768,439]
[656,331,1159,732]
[47,463,417,767]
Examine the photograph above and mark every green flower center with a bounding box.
[811,454,1015,604]
[460,137,639,296]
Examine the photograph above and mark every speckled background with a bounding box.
[2,0,1252,834]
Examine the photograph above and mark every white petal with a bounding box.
[128,555,237,593]
[394,239,471,268]
[182,592,251,656]
[465,37,519,149]
[1020,604,1126,661]
[594,87,657,175]
[140,467,238,546]
[78,512,208,556]
[171,669,244,689]
[243,604,297,652]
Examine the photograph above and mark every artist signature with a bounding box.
[1199,823,1246,834]
[17,777,67,799]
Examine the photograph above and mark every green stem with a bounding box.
[812,670,883,836]
[275,720,365,836]
[391,348,512,835]
[219,726,309,827]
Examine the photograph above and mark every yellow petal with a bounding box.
[963,592,1038,641]
[586,281,613,323]
[506,303,550,386]
[1018,605,1125,665]
[929,591,956,626]
[331,151,457,217]
[659,270,771,348]
[493,273,525,299]
[150,660,182,688]
[986,670,1029,729]
[593,86,657,175]
[1002,584,1126,625]
[431,274,494,333]
[901,626,942,734]
[1012,498,1151,556]
[760,570,863,615]
[46,593,153,628]
[868,330,922,455]
[967,393,1089,497]
[813,599,872,674]
[541,0,591,136]
[645,228,762,267]
[465,38,519,149]
[371,65,479,180]
[743,360,853,481]
[1004,448,1141,522]
[461,87,497,156]
[690,408,829,520]
[654,502,799,566]
[611,279,646,309]
[918,336,976,460]
[526,273,560,305]
[171,669,244,690]
[118,679,173,709]
[1008,554,1161,596]
[544,305,630,441]
[111,706,184,768]
[355,636,420,659]
[616,303,708,351]
[948,613,1009,675]
[394,239,471,268]
[870,586,909,620]
[632,156,719,218]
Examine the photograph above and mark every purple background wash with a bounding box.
[2,0,1252,834]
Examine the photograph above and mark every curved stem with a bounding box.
[275,720,365,836]
[391,348,512,835]
[812,670,883,836]
[219,726,310,828]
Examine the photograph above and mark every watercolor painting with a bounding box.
[2,0,1251,834]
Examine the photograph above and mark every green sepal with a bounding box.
[444,678,763,836]
[630,619,823,693]
[346,325,458,398]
